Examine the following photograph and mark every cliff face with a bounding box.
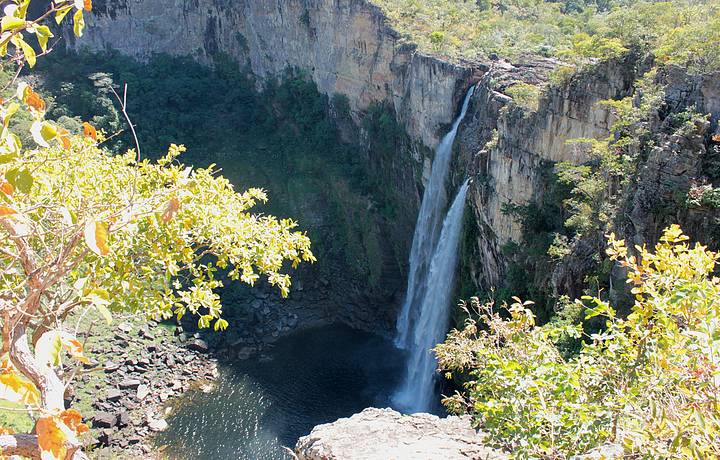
[455,57,640,289]
[77,0,474,149]
[456,57,720,300]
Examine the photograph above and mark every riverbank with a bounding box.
[68,316,218,459]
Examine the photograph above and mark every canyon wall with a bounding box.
[78,0,475,149]
[73,0,720,318]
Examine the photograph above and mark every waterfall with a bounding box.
[394,180,470,413]
[395,86,475,349]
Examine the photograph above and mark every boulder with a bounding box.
[92,412,118,429]
[118,378,142,390]
[187,338,209,353]
[294,408,507,460]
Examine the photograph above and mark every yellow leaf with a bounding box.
[0,206,15,217]
[1,16,25,32]
[72,9,84,38]
[0,360,40,406]
[84,219,109,256]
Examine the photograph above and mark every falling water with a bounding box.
[395,86,475,349]
[394,180,470,413]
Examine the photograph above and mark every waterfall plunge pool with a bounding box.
[154,324,406,459]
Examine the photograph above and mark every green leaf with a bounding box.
[6,168,33,194]
[3,102,20,129]
[95,303,113,325]
[55,6,73,25]
[33,25,53,52]
[16,0,30,19]
[16,38,36,68]
[14,169,33,194]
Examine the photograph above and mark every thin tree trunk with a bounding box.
[9,326,65,412]
[5,326,88,459]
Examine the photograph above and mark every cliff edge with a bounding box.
[294,408,507,460]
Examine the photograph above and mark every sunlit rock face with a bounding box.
[294,407,508,460]
[74,0,475,149]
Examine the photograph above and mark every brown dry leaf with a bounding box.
[0,182,13,196]
[25,89,46,112]
[59,409,89,435]
[82,122,97,141]
[161,197,181,223]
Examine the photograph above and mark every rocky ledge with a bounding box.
[294,407,508,460]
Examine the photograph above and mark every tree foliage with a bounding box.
[371,0,720,73]
[0,1,314,458]
[437,225,720,459]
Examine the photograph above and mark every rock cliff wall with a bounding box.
[77,0,474,149]
[456,57,720,301]
[455,57,640,290]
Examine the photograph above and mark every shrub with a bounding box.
[505,82,541,112]
[437,225,720,459]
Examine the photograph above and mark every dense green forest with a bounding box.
[32,51,413,296]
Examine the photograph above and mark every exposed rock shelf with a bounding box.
[294,407,507,460]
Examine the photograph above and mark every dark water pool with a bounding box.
[155,325,406,460]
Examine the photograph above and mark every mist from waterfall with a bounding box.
[395,86,475,350]
[394,180,470,413]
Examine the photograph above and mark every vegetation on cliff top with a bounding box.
[438,226,720,459]
[371,0,719,73]
[0,1,314,458]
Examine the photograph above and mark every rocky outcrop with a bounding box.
[74,0,476,149]
[455,56,640,290]
[71,319,219,459]
[456,56,720,297]
[294,408,507,460]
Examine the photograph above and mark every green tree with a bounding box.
[0,1,314,458]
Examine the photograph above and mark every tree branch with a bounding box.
[0,433,89,460]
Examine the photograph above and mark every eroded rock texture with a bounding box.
[294,407,507,460]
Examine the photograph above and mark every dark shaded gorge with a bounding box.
[155,325,405,459]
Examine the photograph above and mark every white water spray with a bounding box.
[395,180,470,413]
[395,87,475,349]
